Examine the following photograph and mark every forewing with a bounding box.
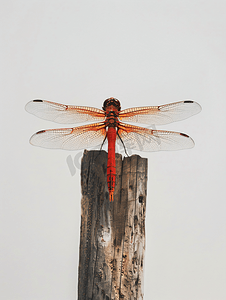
[117,123,194,151]
[119,100,201,125]
[25,99,105,124]
[29,123,106,150]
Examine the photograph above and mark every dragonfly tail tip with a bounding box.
[109,192,114,202]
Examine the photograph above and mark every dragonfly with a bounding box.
[25,97,201,201]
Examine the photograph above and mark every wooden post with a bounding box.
[78,150,148,300]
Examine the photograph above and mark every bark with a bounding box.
[78,150,148,300]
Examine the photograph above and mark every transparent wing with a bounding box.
[117,123,194,151]
[25,99,106,124]
[29,122,106,150]
[119,100,201,125]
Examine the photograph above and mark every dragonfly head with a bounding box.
[103,97,121,111]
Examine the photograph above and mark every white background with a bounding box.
[1,1,226,299]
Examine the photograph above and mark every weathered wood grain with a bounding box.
[78,150,148,300]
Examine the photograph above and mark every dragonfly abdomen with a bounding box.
[107,127,116,201]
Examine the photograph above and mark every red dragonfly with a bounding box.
[26,97,201,201]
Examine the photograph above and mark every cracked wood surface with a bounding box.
[78,150,147,300]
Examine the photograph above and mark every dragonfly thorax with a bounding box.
[102,97,121,111]
[105,110,119,127]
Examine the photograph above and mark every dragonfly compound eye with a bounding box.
[102,98,121,111]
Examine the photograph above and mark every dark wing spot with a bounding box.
[36,130,46,134]
[33,99,43,102]
[184,100,193,103]
[180,133,189,138]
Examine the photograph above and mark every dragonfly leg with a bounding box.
[117,131,129,157]
[100,133,107,150]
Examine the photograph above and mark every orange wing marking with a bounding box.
[30,122,106,150]
[119,100,201,125]
[117,123,194,152]
[25,99,105,124]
